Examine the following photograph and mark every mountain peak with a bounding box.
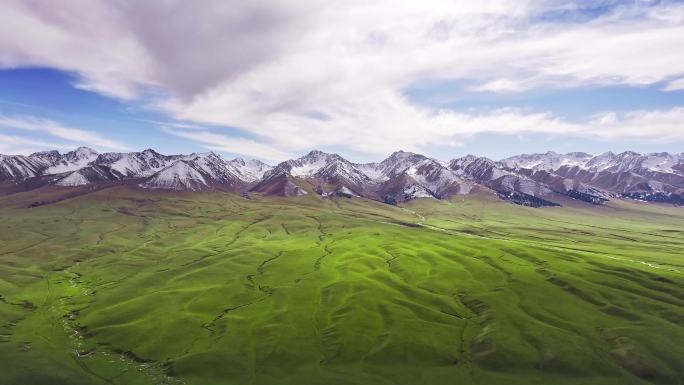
[300,150,341,163]
[617,150,640,157]
[29,150,62,164]
[501,151,593,171]
[384,150,426,163]
[30,149,61,157]
[565,152,592,157]
[648,152,671,157]
[306,149,326,156]
[280,150,347,178]
[73,146,98,155]
[199,150,220,157]
[140,160,209,191]
[41,146,100,174]
[186,151,223,162]
[227,158,273,182]
[2,147,683,206]
[141,148,160,155]
[65,146,99,161]
[388,150,415,158]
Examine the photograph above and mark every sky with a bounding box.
[0,0,683,163]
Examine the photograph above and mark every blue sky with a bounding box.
[0,68,209,155]
[0,0,683,162]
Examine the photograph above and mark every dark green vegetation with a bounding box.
[1,187,683,385]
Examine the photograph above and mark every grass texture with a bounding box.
[0,187,682,385]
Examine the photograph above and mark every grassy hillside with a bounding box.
[0,187,682,385]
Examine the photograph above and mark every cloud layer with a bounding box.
[0,115,130,153]
[1,0,683,158]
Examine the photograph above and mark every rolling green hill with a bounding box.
[0,187,682,385]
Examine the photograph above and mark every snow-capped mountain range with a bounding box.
[1,147,683,207]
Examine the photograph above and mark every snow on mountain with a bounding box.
[449,155,508,181]
[284,180,308,196]
[559,152,684,194]
[227,158,272,182]
[44,147,99,174]
[637,152,682,174]
[55,171,90,186]
[182,152,238,183]
[0,154,48,181]
[402,183,434,199]
[501,175,552,196]
[583,151,641,173]
[354,163,385,181]
[503,151,682,175]
[269,150,369,186]
[581,151,614,172]
[514,168,613,204]
[94,149,175,177]
[264,150,371,194]
[449,155,562,206]
[55,164,125,187]
[373,151,471,201]
[366,151,430,181]
[1,148,103,183]
[313,159,372,188]
[140,160,209,191]
[140,152,264,191]
[29,150,62,166]
[336,186,358,197]
[502,151,592,171]
[2,146,683,206]
[45,149,271,186]
[406,159,471,196]
[285,150,341,177]
[498,151,684,204]
[377,172,435,203]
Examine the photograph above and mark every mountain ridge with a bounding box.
[1,147,683,207]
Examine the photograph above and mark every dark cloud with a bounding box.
[118,0,307,98]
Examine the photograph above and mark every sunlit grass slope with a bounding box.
[0,187,682,385]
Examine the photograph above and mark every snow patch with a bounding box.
[56,171,89,186]
[45,147,99,174]
[141,161,208,191]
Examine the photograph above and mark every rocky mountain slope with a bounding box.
[253,150,369,197]
[1,147,682,207]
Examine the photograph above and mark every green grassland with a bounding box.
[0,187,682,385]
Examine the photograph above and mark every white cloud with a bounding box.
[0,133,75,155]
[0,115,130,151]
[160,126,293,162]
[662,77,684,92]
[168,97,684,159]
[455,107,684,142]
[1,0,683,158]
[586,108,684,142]
[471,79,531,93]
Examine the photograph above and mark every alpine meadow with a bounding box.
[1,184,683,384]
[2,1,684,384]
